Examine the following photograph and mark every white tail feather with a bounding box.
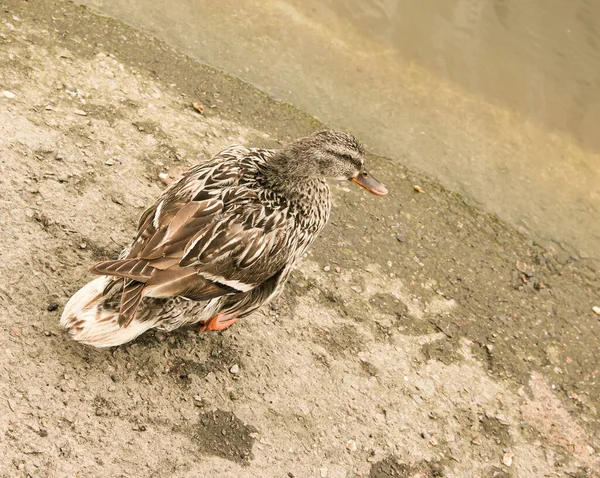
[60,276,157,347]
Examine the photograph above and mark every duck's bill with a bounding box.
[350,171,388,196]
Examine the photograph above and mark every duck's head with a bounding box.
[272,130,388,196]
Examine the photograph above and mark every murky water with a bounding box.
[330,0,600,150]
[77,0,600,259]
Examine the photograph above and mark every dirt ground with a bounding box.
[1,1,599,477]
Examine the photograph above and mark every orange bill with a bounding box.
[350,171,388,196]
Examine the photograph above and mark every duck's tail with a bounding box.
[60,276,158,348]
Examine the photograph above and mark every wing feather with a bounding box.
[118,280,145,326]
[90,147,296,324]
[91,258,155,281]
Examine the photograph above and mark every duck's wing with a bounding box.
[91,154,293,326]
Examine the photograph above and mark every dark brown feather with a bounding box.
[91,258,156,282]
[118,281,145,327]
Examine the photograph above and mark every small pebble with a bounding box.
[323,265,331,272]
[413,185,423,192]
[229,364,239,374]
[503,452,514,467]
[104,159,115,166]
[593,306,600,316]
[335,267,341,273]
[320,467,328,478]
[345,439,357,452]
[79,242,87,249]
[158,172,170,185]
[192,102,204,114]
[73,109,87,116]
[47,304,59,312]
[2,91,16,99]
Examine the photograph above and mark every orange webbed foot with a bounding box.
[199,314,239,332]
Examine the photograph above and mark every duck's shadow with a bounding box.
[116,326,242,386]
[121,324,207,349]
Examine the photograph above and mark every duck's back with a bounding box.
[60,145,330,347]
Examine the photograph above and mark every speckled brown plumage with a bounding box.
[60,130,387,347]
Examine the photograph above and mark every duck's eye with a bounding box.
[362,171,369,177]
[341,153,354,161]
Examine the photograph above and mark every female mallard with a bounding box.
[60,130,387,347]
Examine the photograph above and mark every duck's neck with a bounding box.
[259,152,331,224]
[260,152,323,199]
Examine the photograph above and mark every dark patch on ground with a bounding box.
[131,120,169,139]
[193,409,258,465]
[421,337,462,365]
[93,394,114,417]
[483,466,511,478]
[311,350,332,369]
[392,315,437,337]
[310,323,366,358]
[168,358,213,385]
[369,293,409,318]
[454,411,516,465]
[480,416,513,447]
[369,456,444,477]
[81,103,128,126]
[166,336,241,386]
[360,359,379,377]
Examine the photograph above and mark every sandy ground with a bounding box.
[1,1,599,477]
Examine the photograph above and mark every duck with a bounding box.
[60,130,388,347]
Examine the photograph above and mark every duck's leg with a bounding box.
[199,313,238,332]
